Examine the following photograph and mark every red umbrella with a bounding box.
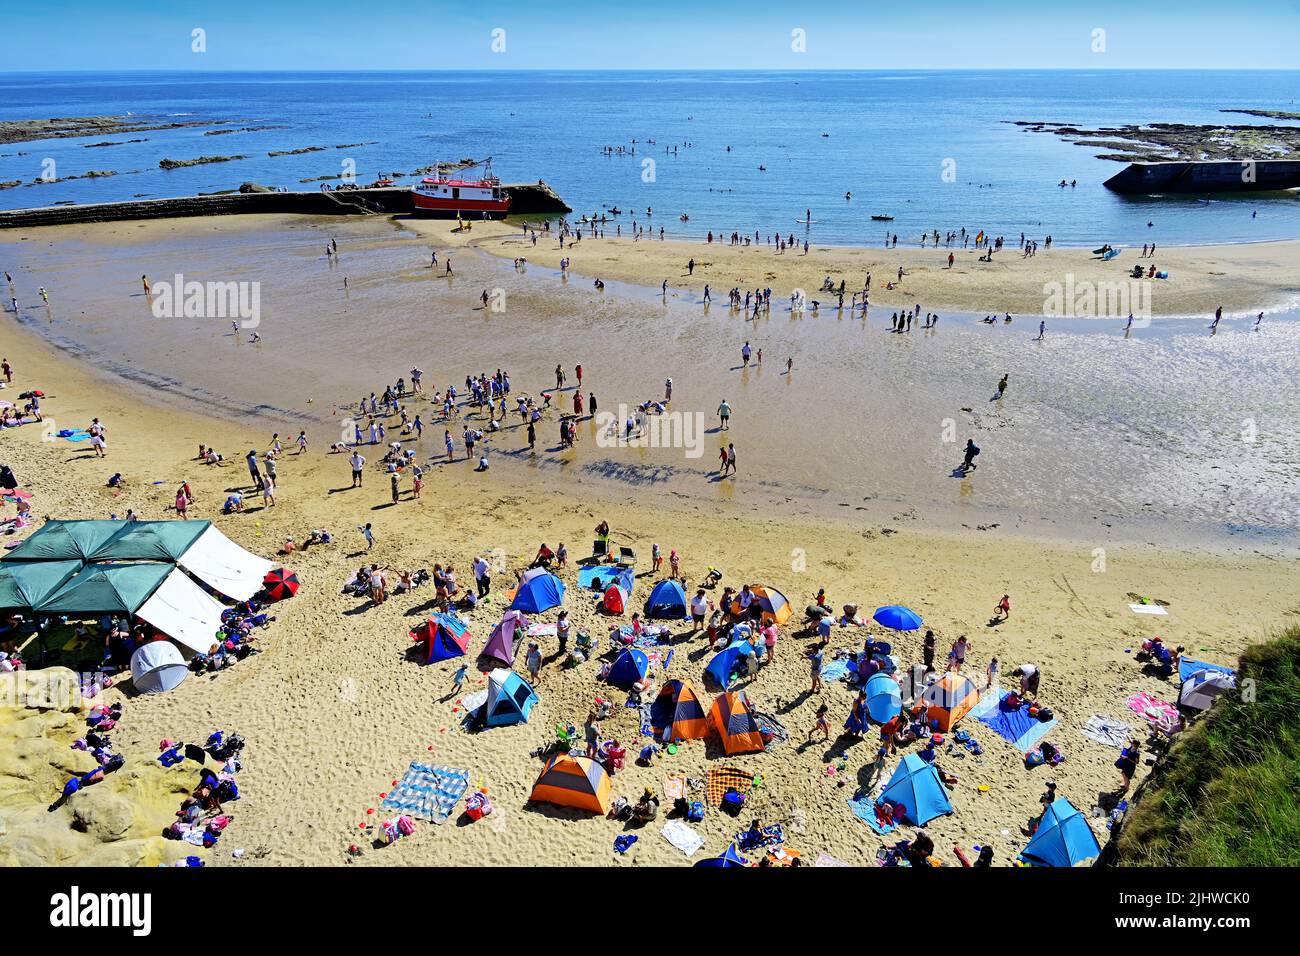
[263,568,299,601]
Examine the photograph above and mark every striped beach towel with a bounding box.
[381,762,470,823]
[706,766,755,806]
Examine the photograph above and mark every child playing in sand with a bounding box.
[809,703,830,741]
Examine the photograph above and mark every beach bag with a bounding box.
[687,800,705,823]
[396,815,416,836]
[466,791,492,820]
[721,789,746,816]
[1037,707,1054,722]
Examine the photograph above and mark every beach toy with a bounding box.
[978,785,990,793]
[667,744,678,755]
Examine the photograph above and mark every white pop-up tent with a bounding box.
[136,567,227,654]
[178,525,274,602]
[130,641,189,694]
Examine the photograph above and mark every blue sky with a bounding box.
[4,0,1299,71]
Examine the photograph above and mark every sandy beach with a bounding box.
[449,219,1300,319]
[2,240,1297,867]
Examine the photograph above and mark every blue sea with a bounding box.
[2,69,1299,245]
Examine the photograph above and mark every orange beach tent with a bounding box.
[650,679,709,742]
[729,585,793,625]
[920,672,981,731]
[529,754,611,814]
[710,691,766,755]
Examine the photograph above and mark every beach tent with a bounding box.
[694,843,748,868]
[921,672,981,731]
[483,609,529,666]
[602,583,629,615]
[1179,669,1236,711]
[529,754,611,814]
[645,579,688,619]
[730,585,793,625]
[865,672,903,723]
[608,648,649,688]
[135,568,228,655]
[873,605,923,631]
[509,567,566,613]
[1177,657,1235,684]
[177,524,275,602]
[1019,798,1101,867]
[410,613,471,665]
[4,519,127,562]
[36,563,172,615]
[878,753,953,826]
[129,641,189,695]
[710,691,766,755]
[0,559,82,610]
[705,641,756,690]
[480,668,539,727]
[88,520,210,563]
[650,678,709,741]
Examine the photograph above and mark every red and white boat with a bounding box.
[412,159,511,218]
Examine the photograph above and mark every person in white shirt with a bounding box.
[690,589,710,633]
[473,555,491,598]
[349,451,366,488]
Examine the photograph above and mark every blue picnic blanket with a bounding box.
[579,566,634,593]
[380,762,470,823]
[972,689,1056,752]
[848,793,897,834]
[820,658,852,682]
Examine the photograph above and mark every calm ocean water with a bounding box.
[2,69,1299,245]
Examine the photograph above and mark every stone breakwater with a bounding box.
[0,181,571,229]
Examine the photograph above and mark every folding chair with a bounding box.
[591,539,608,559]
[617,546,636,567]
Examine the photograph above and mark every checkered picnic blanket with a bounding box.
[706,766,756,806]
[380,762,470,823]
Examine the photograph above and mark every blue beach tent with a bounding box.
[510,568,566,613]
[694,843,748,868]
[480,668,539,728]
[878,753,953,826]
[865,672,903,723]
[645,579,689,619]
[1019,798,1101,867]
[608,648,650,688]
[705,641,755,690]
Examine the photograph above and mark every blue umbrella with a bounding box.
[873,605,923,631]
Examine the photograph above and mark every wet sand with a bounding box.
[3,215,1300,548]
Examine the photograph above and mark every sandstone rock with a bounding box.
[71,788,135,842]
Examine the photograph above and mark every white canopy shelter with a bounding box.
[178,525,274,602]
[136,567,227,654]
[130,640,189,694]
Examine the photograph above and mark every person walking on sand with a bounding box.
[725,442,737,476]
[716,399,731,430]
[1037,320,1046,341]
[390,472,400,504]
[261,474,276,508]
[995,374,1008,399]
[141,275,151,295]
[985,656,999,690]
[808,641,825,694]
[961,439,980,473]
[349,449,365,488]
[1,358,10,383]
[687,258,695,276]
[993,593,1011,621]
[360,522,375,550]
[741,341,751,366]
[664,378,673,402]
[526,641,542,684]
[451,663,468,695]
[786,357,793,374]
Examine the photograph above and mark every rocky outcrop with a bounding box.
[159,155,247,169]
